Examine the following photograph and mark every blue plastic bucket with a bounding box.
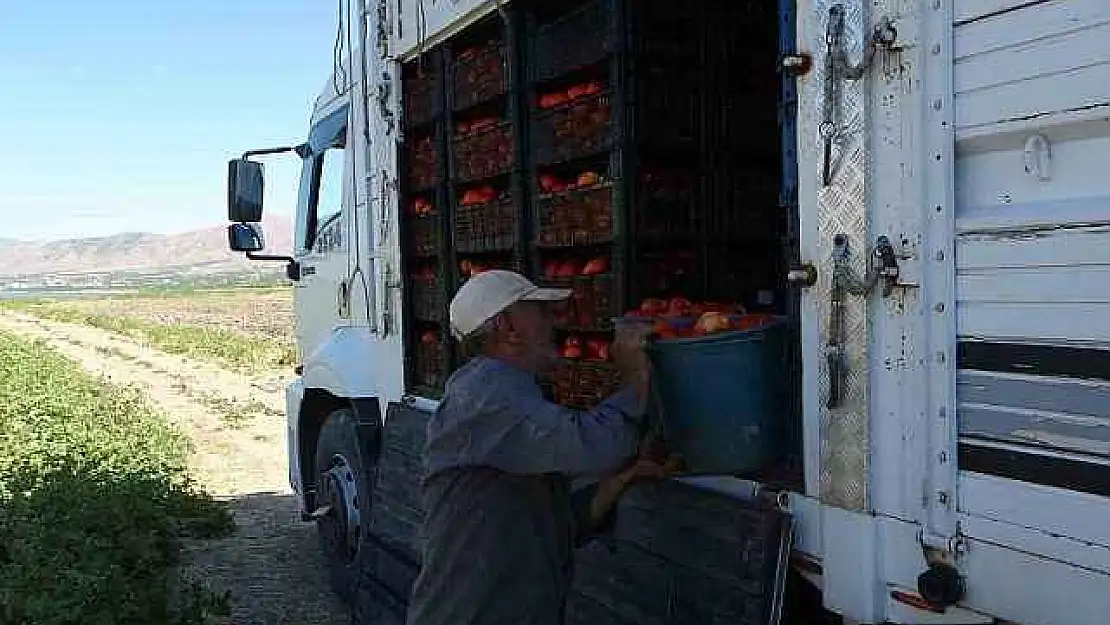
[647,318,791,475]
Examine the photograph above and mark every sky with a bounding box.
[0,1,340,241]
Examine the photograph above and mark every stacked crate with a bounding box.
[526,0,624,409]
[400,54,452,396]
[447,15,528,367]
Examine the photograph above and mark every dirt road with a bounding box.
[0,312,349,625]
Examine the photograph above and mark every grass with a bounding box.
[0,331,235,625]
[1,299,296,373]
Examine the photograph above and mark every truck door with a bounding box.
[294,105,351,360]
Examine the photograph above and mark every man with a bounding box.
[406,270,669,625]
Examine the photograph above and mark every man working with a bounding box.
[407,270,670,625]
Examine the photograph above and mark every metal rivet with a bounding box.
[933,99,943,110]
[938,491,950,506]
[936,351,946,364]
[933,0,942,9]
[938,451,948,463]
[939,407,947,418]
[932,44,941,55]
[934,250,945,261]
[934,302,945,313]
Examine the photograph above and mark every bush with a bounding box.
[0,332,235,625]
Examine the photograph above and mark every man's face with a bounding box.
[502,300,559,372]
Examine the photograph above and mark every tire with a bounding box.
[314,407,375,605]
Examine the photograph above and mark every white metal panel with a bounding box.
[954,0,1110,135]
[954,0,1049,26]
[960,470,1110,551]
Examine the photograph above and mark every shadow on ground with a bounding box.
[179,491,351,625]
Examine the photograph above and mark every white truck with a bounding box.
[225,0,1110,623]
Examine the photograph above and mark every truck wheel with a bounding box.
[314,407,374,605]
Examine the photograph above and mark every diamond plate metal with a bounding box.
[800,0,884,512]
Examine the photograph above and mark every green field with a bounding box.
[0,331,235,625]
[1,288,296,373]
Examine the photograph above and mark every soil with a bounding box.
[0,312,349,625]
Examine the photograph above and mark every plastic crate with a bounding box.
[413,338,446,390]
[407,136,438,190]
[453,194,518,253]
[532,0,614,84]
[403,70,440,127]
[452,121,515,183]
[407,213,442,258]
[531,94,612,165]
[553,360,621,410]
[535,183,613,247]
[452,42,508,111]
[410,276,445,321]
[540,274,615,331]
[633,170,697,240]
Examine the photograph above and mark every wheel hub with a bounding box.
[317,454,361,562]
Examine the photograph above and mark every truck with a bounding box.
[224,0,1110,623]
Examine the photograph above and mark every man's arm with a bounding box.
[476,386,647,476]
[569,455,682,545]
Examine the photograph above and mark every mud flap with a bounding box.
[352,403,429,625]
[567,480,793,625]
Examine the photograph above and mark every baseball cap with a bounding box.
[449,270,571,339]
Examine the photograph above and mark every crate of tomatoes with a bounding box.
[453,116,515,183]
[540,255,613,330]
[532,83,610,165]
[407,135,439,190]
[535,170,613,247]
[409,265,445,321]
[453,42,508,111]
[453,186,518,253]
[413,328,446,390]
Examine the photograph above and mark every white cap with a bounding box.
[449,270,571,339]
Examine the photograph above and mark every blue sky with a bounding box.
[0,1,338,241]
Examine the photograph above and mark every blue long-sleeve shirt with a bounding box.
[407,355,645,625]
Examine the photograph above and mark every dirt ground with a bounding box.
[0,312,349,625]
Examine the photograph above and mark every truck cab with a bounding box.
[226,1,1110,623]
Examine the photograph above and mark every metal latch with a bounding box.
[825,234,904,408]
[821,4,898,186]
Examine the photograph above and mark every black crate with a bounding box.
[531,93,613,165]
[535,182,614,247]
[403,68,440,127]
[407,135,439,191]
[552,360,621,409]
[406,213,442,258]
[410,276,446,321]
[531,0,615,84]
[452,42,509,111]
[453,192,519,253]
[451,119,516,183]
[412,334,446,389]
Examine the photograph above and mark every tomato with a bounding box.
[581,256,609,276]
[543,260,560,280]
[665,297,693,317]
[563,345,582,359]
[556,259,582,278]
[567,84,588,100]
[420,330,438,344]
[576,171,601,187]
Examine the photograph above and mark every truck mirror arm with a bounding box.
[244,252,302,281]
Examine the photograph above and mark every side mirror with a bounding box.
[227,158,264,222]
[228,222,265,253]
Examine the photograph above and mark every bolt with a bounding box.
[935,250,945,261]
[936,351,946,364]
[932,43,941,55]
[937,491,950,506]
[938,451,948,463]
[933,99,943,110]
[934,302,945,313]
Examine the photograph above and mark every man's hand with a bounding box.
[611,323,652,408]
[587,454,684,526]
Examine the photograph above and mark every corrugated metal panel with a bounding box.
[954,0,1110,469]
[954,0,1110,137]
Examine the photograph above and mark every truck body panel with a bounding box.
[256,0,1110,622]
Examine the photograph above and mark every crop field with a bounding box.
[0,287,349,624]
[0,330,234,625]
[1,287,296,373]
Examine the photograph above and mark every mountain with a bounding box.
[0,216,294,279]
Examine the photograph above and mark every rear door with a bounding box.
[952,0,1110,619]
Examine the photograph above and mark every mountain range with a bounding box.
[0,216,294,279]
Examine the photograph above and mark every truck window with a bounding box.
[305,129,347,251]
